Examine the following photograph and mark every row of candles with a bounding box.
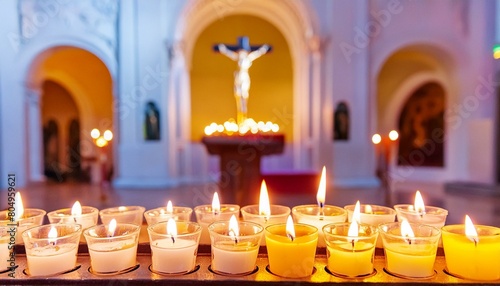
[1,167,499,281]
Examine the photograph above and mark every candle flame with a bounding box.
[353,200,361,223]
[348,220,359,247]
[259,180,271,220]
[212,192,220,215]
[465,215,479,245]
[48,226,58,245]
[166,200,173,214]
[316,166,326,208]
[71,201,82,216]
[167,218,177,243]
[400,220,415,245]
[14,192,25,221]
[118,206,127,212]
[414,191,426,216]
[365,204,373,214]
[228,215,239,243]
[107,219,117,237]
[286,215,295,241]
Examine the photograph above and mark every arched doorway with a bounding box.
[27,46,113,183]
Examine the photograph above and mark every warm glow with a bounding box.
[316,166,326,207]
[414,191,426,215]
[107,219,117,237]
[212,192,221,215]
[118,206,127,211]
[48,226,58,244]
[400,220,415,244]
[372,134,382,145]
[465,215,479,244]
[286,215,296,241]
[259,180,271,220]
[96,137,108,147]
[365,204,373,214]
[14,192,24,221]
[228,215,239,241]
[353,200,361,223]
[103,130,113,141]
[389,130,399,141]
[166,201,173,214]
[71,201,82,216]
[204,118,279,136]
[348,220,359,237]
[90,128,100,139]
[167,218,178,239]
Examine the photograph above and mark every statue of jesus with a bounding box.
[214,36,271,124]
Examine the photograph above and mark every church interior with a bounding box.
[1,0,500,283]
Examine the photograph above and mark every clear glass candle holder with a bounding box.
[147,221,201,275]
[47,206,99,230]
[0,226,13,272]
[99,206,145,226]
[22,224,82,277]
[323,222,378,277]
[0,208,46,243]
[265,223,318,278]
[84,223,140,275]
[194,204,240,245]
[394,204,448,228]
[344,204,395,248]
[379,222,441,279]
[240,204,289,245]
[292,205,346,247]
[144,206,193,226]
[442,224,500,281]
[208,220,263,276]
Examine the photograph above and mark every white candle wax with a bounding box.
[27,244,78,276]
[384,243,436,278]
[198,221,211,245]
[0,239,10,271]
[212,241,259,275]
[294,217,343,247]
[89,240,137,273]
[52,215,95,230]
[151,238,197,274]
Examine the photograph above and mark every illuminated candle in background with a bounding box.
[442,215,500,281]
[209,215,263,275]
[47,201,99,230]
[292,167,346,247]
[23,224,81,276]
[379,220,440,278]
[148,219,201,274]
[323,204,378,277]
[99,206,145,226]
[265,215,318,278]
[144,200,193,226]
[84,219,141,274]
[194,192,240,245]
[394,191,448,228]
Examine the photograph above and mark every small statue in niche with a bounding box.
[145,101,160,140]
[333,102,349,141]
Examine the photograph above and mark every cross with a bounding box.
[213,36,272,53]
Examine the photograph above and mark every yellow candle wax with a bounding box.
[442,225,500,281]
[327,241,375,277]
[265,224,318,278]
[384,243,436,278]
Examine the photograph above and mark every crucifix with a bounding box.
[214,36,272,124]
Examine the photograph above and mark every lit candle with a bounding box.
[241,181,290,245]
[209,215,263,275]
[47,201,99,230]
[291,167,346,247]
[84,219,141,274]
[323,220,378,277]
[99,206,145,226]
[22,224,82,276]
[148,218,201,274]
[194,192,240,245]
[0,192,46,243]
[394,191,448,228]
[379,220,441,278]
[344,200,396,247]
[265,215,318,278]
[442,215,500,280]
[144,200,193,226]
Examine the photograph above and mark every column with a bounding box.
[26,86,45,182]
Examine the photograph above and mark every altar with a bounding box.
[202,134,284,206]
